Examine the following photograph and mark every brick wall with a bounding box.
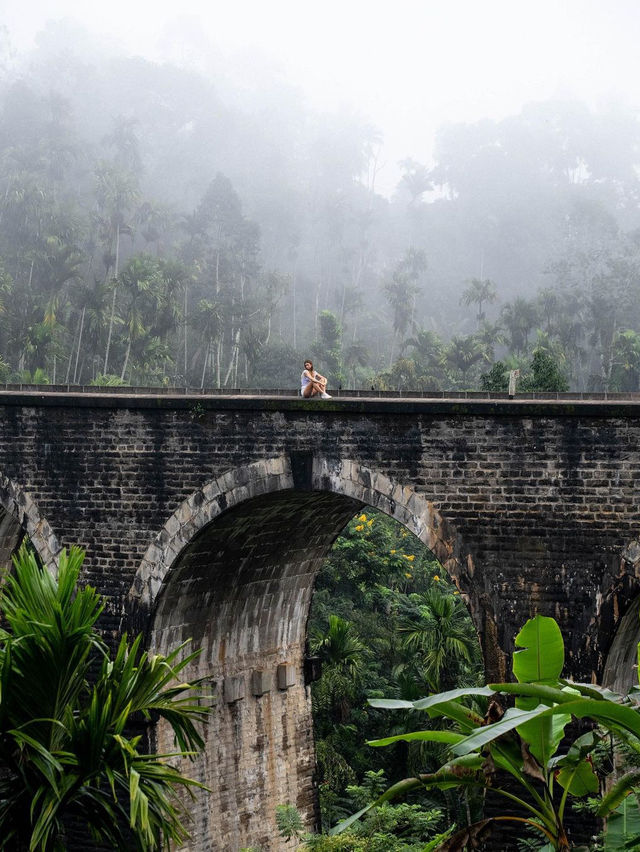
[2,392,640,849]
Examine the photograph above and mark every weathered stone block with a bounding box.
[223,675,245,703]
[277,663,296,689]
[251,669,272,696]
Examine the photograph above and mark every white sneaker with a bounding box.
[321,392,332,399]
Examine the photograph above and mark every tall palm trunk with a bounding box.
[104,286,117,375]
[183,283,188,381]
[200,342,209,388]
[223,328,240,386]
[65,313,81,383]
[104,226,121,375]
[73,307,85,384]
[120,333,132,382]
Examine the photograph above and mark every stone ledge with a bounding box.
[3,388,640,418]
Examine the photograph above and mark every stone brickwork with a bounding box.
[2,390,640,849]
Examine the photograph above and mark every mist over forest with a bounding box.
[2,19,640,393]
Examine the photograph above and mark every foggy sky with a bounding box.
[5,0,640,193]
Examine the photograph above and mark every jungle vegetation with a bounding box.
[0,544,211,851]
[2,27,640,393]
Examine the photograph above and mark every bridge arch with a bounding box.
[0,472,61,574]
[129,454,474,617]
[126,454,479,851]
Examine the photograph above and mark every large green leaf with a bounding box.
[512,615,564,684]
[552,698,640,740]
[603,796,640,851]
[454,697,640,759]
[368,686,494,713]
[556,758,598,796]
[451,705,550,756]
[598,768,640,817]
[367,729,464,747]
[412,685,496,710]
[489,681,576,705]
[367,698,414,710]
[493,681,579,765]
[515,694,569,767]
[549,729,603,770]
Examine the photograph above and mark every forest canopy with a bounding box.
[2,22,640,392]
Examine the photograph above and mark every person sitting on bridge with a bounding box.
[301,360,331,398]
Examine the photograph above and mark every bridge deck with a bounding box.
[2,385,640,416]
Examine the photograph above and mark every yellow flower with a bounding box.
[405,572,412,578]
[358,513,367,522]
[355,524,364,532]
[453,590,460,595]
[367,519,374,527]
[403,554,415,562]
[390,549,396,554]
[433,575,440,581]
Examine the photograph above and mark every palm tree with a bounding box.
[311,614,366,678]
[192,299,223,388]
[403,328,444,377]
[444,335,487,387]
[343,342,368,388]
[116,255,169,382]
[310,615,367,724]
[460,278,497,327]
[384,248,427,367]
[0,544,210,850]
[398,587,480,691]
[474,320,505,363]
[94,162,141,375]
[500,297,540,355]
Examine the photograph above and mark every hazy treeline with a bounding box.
[3,21,640,391]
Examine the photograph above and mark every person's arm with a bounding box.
[303,370,327,391]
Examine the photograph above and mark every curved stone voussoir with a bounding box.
[0,471,61,575]
[130,456,296,611]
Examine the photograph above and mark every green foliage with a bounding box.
[0,543,211,850]
[313,310,343,386]
[610,329,640,391]
[299,770,446,851]
[310,510,481,836]
[519,349,570,392]
[460,278,497,326]
[4,39,640,392]
[602,796,640,850]
[18,367,50,384]
[481,348,569,394]
[346,614,640,851]
[276,803,306,841]
[90,373,126,386]
[480,360,509,391]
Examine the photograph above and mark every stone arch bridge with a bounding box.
[2,388,640,849]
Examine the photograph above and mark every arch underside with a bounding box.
[150,490,363,850]
[135,457,471,851]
